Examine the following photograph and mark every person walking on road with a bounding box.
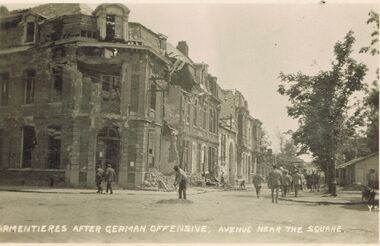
[282,170,292,197]
[105,163,116,194]
[95,164,104,194]
[311,171,318,192]
[252,172,265,198]
[268,165,283,203]
[293,169,303,197]
[174,165,188,199]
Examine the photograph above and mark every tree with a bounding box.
[360,10,379,153]
[278,31,368,195]
[275,131,304,172]
[364,82,379,152]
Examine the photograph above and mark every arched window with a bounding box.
[93,4,130,42]
[23,14,37,44]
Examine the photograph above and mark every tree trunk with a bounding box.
[326,160,331,192]
[327,158,337,196]
[330,159,337,196]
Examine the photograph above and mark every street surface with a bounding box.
[0,187,378,244]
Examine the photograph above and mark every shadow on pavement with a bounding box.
[221,194,256,198]
[156,199,194,204]
[340,203,377,212]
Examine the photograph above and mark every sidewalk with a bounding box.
[0,185,211,195]
[278,188,366,205]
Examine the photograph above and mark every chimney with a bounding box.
[176,41,189,57]
[158,33,167,50]
[0,6,9,18]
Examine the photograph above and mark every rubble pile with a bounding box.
[188,173,204,187]
[140,168,175,191]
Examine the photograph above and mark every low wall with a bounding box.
[0,169,65,187]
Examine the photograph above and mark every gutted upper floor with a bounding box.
[0,3,167,56]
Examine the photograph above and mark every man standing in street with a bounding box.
[293,169,303,197]
[95,164,104,194]
[252,171,265,198]
[268,165,283,203]
[173,165,188,199]
[105,163,116,194]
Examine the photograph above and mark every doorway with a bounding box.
[96,127,120,181]
[22,126,36,168]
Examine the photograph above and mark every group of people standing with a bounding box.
[252,165,321,203]
[94,164,188,198]
[95,163,117,194]
[94,163,321,202]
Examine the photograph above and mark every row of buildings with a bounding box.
[0,3,270,189]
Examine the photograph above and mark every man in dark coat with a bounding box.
[268,165,283,203]
[105,163,116,194]
[174,165,188,199]
[252,171,265,198]
[95,164,104,194]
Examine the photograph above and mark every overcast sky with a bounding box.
[5,1,379,160]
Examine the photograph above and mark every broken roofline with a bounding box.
[2,4,92,22]
[61,38,169,64]
[0,37,170,65]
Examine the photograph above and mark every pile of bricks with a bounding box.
[188,173,205,187]
[140,168,175,191]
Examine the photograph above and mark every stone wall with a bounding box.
[0,169,65,187]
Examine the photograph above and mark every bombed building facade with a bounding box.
[0,3,267,189]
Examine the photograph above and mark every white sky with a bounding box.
[5,0,379,161]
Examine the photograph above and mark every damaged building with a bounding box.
[0,3,170,188]
[219,89,266,183]
[162,42,221,182]
[0,3,268,189]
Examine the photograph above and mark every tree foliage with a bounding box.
[275,131,304,172]
[363,81,379,153]
[278,31,368,192]
[360,10,379,153]
[360,11,379,56]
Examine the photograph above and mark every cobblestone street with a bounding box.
[0,187,377,244]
